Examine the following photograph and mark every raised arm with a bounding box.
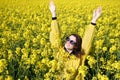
[49,0,61,48]
[81,7,102,65]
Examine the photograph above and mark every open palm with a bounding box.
[49,0,56,17]
[92,7,102,23]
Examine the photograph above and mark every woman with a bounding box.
[49,0,102,79]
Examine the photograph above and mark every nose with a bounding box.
[66,40,71,45]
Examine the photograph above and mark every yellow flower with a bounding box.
[41,58,49,64]
[41,49,48,57]
[87,56,97,68]
[101,75,109,80]
[111,61,120,70]
[95,40,104,49]
[7,50,13,60]
[36,34,42,40]
[44,73,51,79]
[1,38,7,44]
[78,66,88,77]
[115,73,120,79]
[107,60,112,65]
[0,59,7,73]
[92,76,97,80]
[115,33,119,37]
[44,78,51,80]
[102,47,107,52]
[21,48,29,60]
[24,41,30,48]
[30,54,37,65]
[109,45,117,53]
[31,25,37,31]
[24,76,29,80]
[110,39,115,44]
[97,73,109,80]
[100,57,105,63]
[109,32,114,37]
[15,47,21,55]
[5,75,13,80]
[32,38,37,43]
[49,60,57,71]
[21,48,29,54]
[0,75,3,80]
[41,24,46,32]
[40,38,46,45]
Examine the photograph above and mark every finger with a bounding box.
[97,7,102,13]
[50,0,54,6]
[94,9,97,15]
[93,9,97,15]
[49,0,54,10]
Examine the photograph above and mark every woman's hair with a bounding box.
[64,34,83,57]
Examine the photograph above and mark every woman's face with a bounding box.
[64,35,76,50]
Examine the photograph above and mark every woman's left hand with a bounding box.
[92,7,102,23]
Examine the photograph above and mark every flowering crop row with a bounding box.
[0,0,120,80]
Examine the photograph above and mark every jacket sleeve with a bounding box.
[81,24,96,66]
[50,20,61,48]
[74,24,96,80]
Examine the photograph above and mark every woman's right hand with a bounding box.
[49,0,56,17]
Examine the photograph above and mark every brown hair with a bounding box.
[64,34,83,57]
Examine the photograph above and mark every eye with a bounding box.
[66,37,70,41]
[70,40,76,45]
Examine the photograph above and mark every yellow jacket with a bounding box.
[50,20,96,80]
